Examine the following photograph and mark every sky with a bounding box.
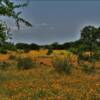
[1,0,100,44]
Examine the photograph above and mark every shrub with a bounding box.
[52,56,73,74]
[4,43,17,51]
[69,47,78,54]
[47,49,53,55]
[80,63,95,74]
[78,52,98,64]
[93,51,100,61]
[78,52,89,62]
[0,47,7,54]
[9,55,17,60]
[16,57,36,70]
[0,61,10,70]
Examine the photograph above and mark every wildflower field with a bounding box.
[0,50,99,100]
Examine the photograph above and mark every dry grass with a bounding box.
[0,50,99,99]
[0,65,99,99]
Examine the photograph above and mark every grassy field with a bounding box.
[0,50,99,100]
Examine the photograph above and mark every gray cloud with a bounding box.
[33,22,48,29]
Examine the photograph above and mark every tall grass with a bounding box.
[80,63,95,74]
[0,61,10,70]
[16,57,36,70]
[52,56,73,74]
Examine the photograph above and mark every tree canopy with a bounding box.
[80,26,100,44]
[0,0,32,29]
[80,25,100,51]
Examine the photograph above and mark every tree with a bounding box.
[80,25,100,46]
[0,0,32,53]
[95,27,100,45]
[80,25,100,52]
[78,25,100,62]
[0,0,32,29]
[16,43,29,50]
[51,42,59,50]
[30,43,40,50]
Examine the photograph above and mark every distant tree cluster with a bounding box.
[16,43,40,52]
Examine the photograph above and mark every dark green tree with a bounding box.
[30,43,40,50]
[80,26,99,46]
[80,26,99,52]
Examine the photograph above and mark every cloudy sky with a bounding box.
[1,0,100,44]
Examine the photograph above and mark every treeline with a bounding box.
[1,38,99,53]
[0,40,83,52]
[15,40,83,50]
[0,42,40,53]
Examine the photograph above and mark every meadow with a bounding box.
[0,50,99,100]
[0,0,100,99]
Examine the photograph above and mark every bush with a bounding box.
[78,52,98,64]
[4,42,17,51]
[47,49,53,55]
[69,47,78,54]
[52,56,73,74]
[80,63,95,74]
[0,61,10,70]
[93,51,100,61]
[17,57,36,70]
[9,55,17,60]
[0,47,7,54]
[78,52,89,61]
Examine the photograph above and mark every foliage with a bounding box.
[67,26,100,64]
[30,43,40,50]
[52,56,73,74]
[16,43,30,52]
[0,47,7,54]
[68,47,78,54]
[0,42,16,54]
[80,26,100,45]
[0,0,32,43]
[0,0,32,29]
[47,48,53,55]
[80,26,100,53]
[17,57,36,70]
[16,43,40,52]
[3,42,17,51]
[0,0,32,53]
[50,42,59,50]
